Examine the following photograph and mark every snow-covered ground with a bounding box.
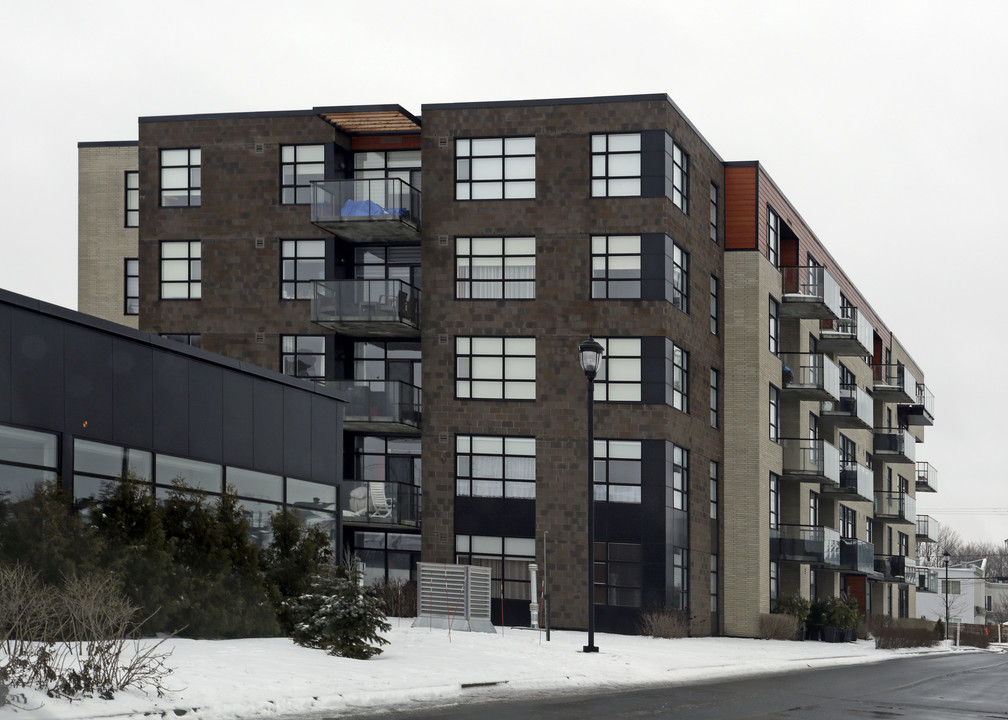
[5,619,991,720]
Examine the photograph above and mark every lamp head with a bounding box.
[578,337,604,382]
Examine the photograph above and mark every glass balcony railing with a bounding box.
[780,353,840,401]
[874,554,908,581]
[328,380,421,433]
[874,492,916,524]
[819,305,873,356]
[770,524,841,567]
[312,279,420,337]
[781,438,841,485]
[871,363,917,404]
[840,538,875,574]
[828,462,873,501]
[915,564,939,593]
[310,178,420,242]
[916,462,938,493]
[780,266,841,320]
[341,479,420,527]
[916,514,941,542]
[822,383,873,430]
[903,382,935,426]
[873,427,916,464]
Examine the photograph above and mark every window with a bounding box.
[770,561,778,612]
[593,439,641,503]
[709,368,719,428]
[809,490,819,526]
[594,338,642,402]
[456,237,535,299]
[455,337,535,400]
[769,297,780,354]
[0,423,59,509]
[710,184,718,242]
[898,531,909,557]
[898,586,909,619]
[667,137,689,213]
[669,342,689,412]
[281,335,325,380]
[840,505,856,539]
[671,547,688,609]
[769,472,779,529]
[591,235,641,299]
[354,341,421,388]
[810,570,818,603]
[839,433,856,466]
[942,579,962,595]
[766,206,780,267]
[354,150,421,189]
[456,435,535,499]
[456,535,535,600]
[124,258,139,315]
[160,241,201,299]
[866,515,873,544]
[280,144,325,204]
[352,437,421,527]
[986,595,993,612]
[455,137,535,200]
[710,553,718,612]
[709,276,719,335]
[670,241,688,312]
[769,384,780,442]
[281,240,326,300]
[354,531,421,585]
[160,148,201,207]
[709,461,719,519]
[591,133,641,197]
[670,444,688,510]
[355,245,421,286]
[160,333,201,348]
[595,542,642,607]
[124,171,139,227]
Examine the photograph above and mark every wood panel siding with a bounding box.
[725,164,758,250]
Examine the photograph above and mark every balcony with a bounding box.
[312,279,420,338]
[840,538,875,574]
[916,514,941,542]
[874,492,916,524]
[873,427,916,464]
[902,383,935,427]
[770,524,840,567]
[916,462,938,493]
[825,462,873,502]
[821,383,873,432]
[329,380,421,434]
[779,266,841,320]
[341,480,420,528]
[871,363,917,404]
[781,438,841,485]
[819,306,873,357]
[916,564,940,593]
[310,178,420,243]
[874,554,908,582]
[780,353,840,402]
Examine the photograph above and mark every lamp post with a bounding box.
[578,337,603,653]
[943,551,951,641]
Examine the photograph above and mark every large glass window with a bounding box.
[670,444,688,510]
[669,342,689,413]
[354,341,421,388]
[767,206,780,267]
[355,245,421,288]
[769,384,780,442]
[671,547,688,609]
[591,235,641,299]
[160,240,201,300]
[354,150,421,189]
[351,436,421,527]
[769,296,779,354]
[594,338,641,402]
[124,258,139,315]
[593,439,641,503]
[160,148,201,207]
[840,504,856,539]
[670,241,688,312]
[710,553,719,612]
[455,336,535,400]
[281,335,326,380]
[710,183,718,242]
[161,333,201,348]
[456,435,535,499]
[0,424,59,513]
[770,472,779,528]
[595,542,642,607]
[591,133,641,197]
[710,275,719,335]
[356,531,421,585]
[667,138,689,213]
[455,237,535,299]
[281,144,325,205]
[125,171,139,227]
[281,239,326,300]
[455,137,535,200]
[710,368,719,428]
[710,461,719,519]
[156,453,222,494]
[456,534,535,600]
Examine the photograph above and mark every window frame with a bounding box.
[671,444,688,511]
[159,240,201,300]
[767,205,780,267]
[710,461,719,519]
[455,136,536,201]
[769,296,780,355]
[280,335,326,381]
[671,343,689,413]
[595,541,643,607]
[124,258,139,315]
[709,275,719,335]
[709,368,719,428]
[281,239,326,301]
[591,234,642,299]
[159,147,201,208]
[670,241,689,313]
[769,384,780,442]
[124,170,139,227]
[594,338,642,403]
[709,183,718,242]
[669,139,689,214]
[593,439,642,504]
[590,132,642,198]
[280,144,325,205]
[455,236,536,300]
[455,336,536,400]
[455,434,536,500]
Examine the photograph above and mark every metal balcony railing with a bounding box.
[916,462,938,493]
[829,462,873,501]
[874,492,916,524]
[781,438,841,485]
[328,379,421,433]
[780,353,840,401]
[770,524,841,567]
[874,554,908,581]
[903,382,935,426]
[915,565,940,593]
[916,514,941,542]
[312,279,420,337]
[341,479,420,527]
[819,305,873,356]
[873,427,916,464]
[310,178,420,242]
[871,363,918,404]
[840,538,875,574]
[822,383,873,431]
[779,266,841,320]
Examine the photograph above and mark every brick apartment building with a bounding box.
[77,93,937,637]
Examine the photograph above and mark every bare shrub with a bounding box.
[638,607,691,638]
[759,613,803,640]
[371,578,417,617]
[873,626,939,649]
[958,629,990,649]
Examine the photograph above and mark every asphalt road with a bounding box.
[328,651,1008,720]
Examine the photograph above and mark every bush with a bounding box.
[958,629,990,648]
[638,607,691,638]
[874,625,940,649]
[372,577,417,617]
[260,510,335,633]
[774,595,810,624]
[287,555,391,659]
[759,613,803,640]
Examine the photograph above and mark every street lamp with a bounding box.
[943,551,951,641]
[578,337,603,653]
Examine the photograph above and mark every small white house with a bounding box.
[916,558,987,626]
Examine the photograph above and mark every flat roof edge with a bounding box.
[78,140,138,148]
[139,108,321,124]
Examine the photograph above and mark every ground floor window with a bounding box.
[354,530,421,586]
[456,534,535,600]
[595,542,642,607]
[671,547,689,609]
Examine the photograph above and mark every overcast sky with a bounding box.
[1,0,1005,545]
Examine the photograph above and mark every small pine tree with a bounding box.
[261,509,335,633]
[287,554,390,660]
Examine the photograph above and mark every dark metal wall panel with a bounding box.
[0,304,11,425]
[640,129,666,198]
[310,395,341,484]
[111,338,154,449]
[282,387,311,480]
[221,372,254,470]
[454,497,535,537]
[152,351,189,456]
[640,336,666,404]
[251,378,284,476]
[64,324,113,440]
[10,308,64,430]
[188,363,223,464]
